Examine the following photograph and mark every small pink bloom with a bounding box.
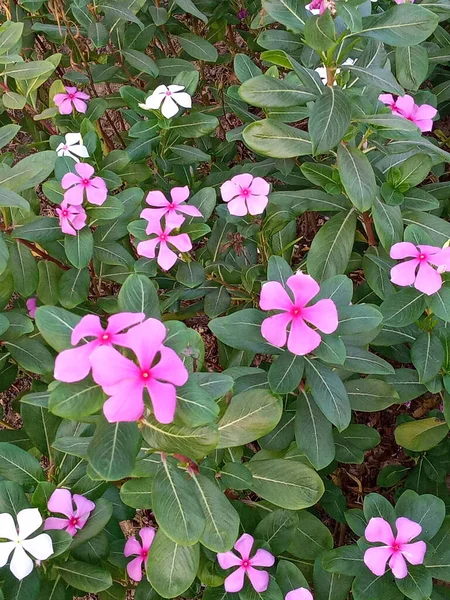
[125,527,155,582]
[364,517,426,579]
[136,222,192,271]
[220,174,270,217]
[286,590,313,600]
[56,199,87,236]
[54,312,145,383]
[61,163,107,206]
[90,318,189,423]
[53,86,90,115]
[260,273,338,356]
[217,533,275,593]
[393,0,414,4]
[389,242,450,296]
[378,94,403,115]
[141,186,202,230]
[26,297,38,319]
[306,0,327,13]
[379,94,437,132]
[44,489,95,536]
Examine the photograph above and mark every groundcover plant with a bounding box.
[3,0,450,597]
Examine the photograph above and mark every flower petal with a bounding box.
[73,494,95,519]
[124,537,142,557]
[379,94,395,106]
[365,517,395,544]
[72,98,87,113]
[61,172,81,190]
[0,542,15,567]
[146,191,169,208]
[161,96,179,118]
[106,312,145,336]
[151,346,188,386]
[137,238,159,259]
[288,317,322,355]
[10,546,34,580]
[390,242,419,260]
[71,315,103,345]
[157,241,178,270]
[0,513,19,540]
[140,527,156,551]
[389,551,408,579]
[249,177,270,196]
[102,380,145,423]
[21,533,53,560]
[221,180,240,202]
[170,186,190,205]
[286,273,320,307]
[227,197,248,216]
[54,343,96,383]
[176,204,202,218]
[232,173,253,189]
[395,94,415,117]
[390,259,419,287]
[415,261,442,295]
[395,517,421,545]
[260,281,293,311]
[247,194,268,215]
[47,488,74,518]
[17,508,42,540]
[90,345,140,389]
[58,98,74,115]
[401,541,427,566]
[234,533,254,560]
[217,551,241,569]
[285,589,314,600]
[301,299,338,334]
[167,233,192,253]
[173,91,192,108]
[146,379,177,424]
[261,313,292,348]
[250,549,275,567]
[86,184,107,206]
[44,517,70,532]
[127,555,144,581]
[247,567,270,592]
[63,184,85,206]
[224,567,246,592]
[165,211,186,230]
[364,546,393,576]
[121,318,166,370]
[414,104,437,120]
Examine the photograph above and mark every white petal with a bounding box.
[161,96,179,118]
[0,542,15,566]
[65,132,83,146]
[143,93,165,110]
[168,85,185,93]
[22,534,53,560]
[152,84,169,95]
[0,513,18,540]
[173,91,192,109]
[17,508,42,540]
[69,144,89,158]
[315,67,327,84]
[56,143,64,154]
[9,546,33,580]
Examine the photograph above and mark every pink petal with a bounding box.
[250,549,275,567]
[146,379,177,424]
[170,186,190,204]
[165,211,186,230]
[247,194,268,215]
[86,184,107,206]
[379,94,395,106]
[157,241,178,270]
[71,315,103,345]
[167,233,192,253]
[125,537,142,557]
[224,567,246,593]
[65,87,78,94]
[221,180,240,202]
[106,312,145,336]
[232,173,253,189]
[71,211,87,231]
[47,488,74,518]
[418,244,441,256]
[121,318,166,370]
[44,517,70,531]
[141,208,167,231]
[73,494,95,518]
[90,345,140,389]
[301,299,338,334]
[395,517,421,545]
[364,546,393,576]
[395,95,415,117]
[61,172,81,190]
[217,551,242,569]
[227,197,248,216]
[234,533,254,561]
[54,343,96,383]
[63,184,85,206]
[140,527,156,551]
[261,313,292,347]
[430,247,450,266]
[401,541,427,566]
[390,259,419,287]
[416,119,434,133]
[137,238,159,259]
[415,261,442,295]
[286,590,313,600]
[72,98,87,113]
[75,163,95,178]
[390,242,419,260]
[260,281,293,311]
[247,567,270,593]
[60,216,76,236]
[389,551,408,579]
[127,555,144,582]
[58,98,74,115]
[146,191,169,207]
[176,204,202,218]
[151,346,188,386]
[53,93,68,106]
[365,518,395,544]
[103,380,145,422]
[74,91,90,100]
[413,104,437,120]
[288,317,322,355]
[249,177,270,196]
[286,273,320,307]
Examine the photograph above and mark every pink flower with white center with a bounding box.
[364,517,427,579]
[259,273,338,356]
[90,318,189,423]
[286,590,313,600]
[379,94,437,132]
[124,527,155,582]
[141,185,203,230]
[390,242,450,296]
[306,0,327,14]
[61,163,107,206]
[53,86,90,115]
[217,533,275,593]
[26,297,37,319]
[56,199,87,236]
[44,489,95,537]
[220,174,270,217]
[137,222,192,271]
[54,312,145,383]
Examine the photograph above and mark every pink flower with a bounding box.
[53,86,90,115]
[136,222,192,271]
[61,163,107,206]
[56,199,87,236]
[44,489,95,536]
[90,318,189,423]
[393,0,414,4]
[379,94,437,132]
[217,533,275,593]
[54,312,145,383]
[286,591,313,600]
[364,517,427,579]
[140,186,202,230]
[306,0,327,13]
[26,297,37,319]
[259,273,339,356]
[124,527,155,582]
[220,174,270,217]
[390,242,450,296]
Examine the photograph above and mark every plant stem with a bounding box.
[16,238,70,270]
[362,212,376,246]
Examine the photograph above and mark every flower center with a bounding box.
[418,254,426,261]
[165,90,172,96]
[241,559,250,568]
[68,93,75,100]
[392,543,401,553]
[168,203,175,210]
[141,549,148,559]
[241,188,250,197]
[62,145,68,150]
[141,369,151,381]
[82,178,90,186]
[100,333,110,343]
[159,233,167,241]
[62,210,69,217]
[291,306,302,318]
[69,516,79,528]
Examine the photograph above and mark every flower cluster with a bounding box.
[379,94,437,132]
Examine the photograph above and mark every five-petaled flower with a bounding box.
[56,200,87,236]
[137,222,192,271]
[53,86,90,115]
[286,590,313,600]
[56,133,89,163]
[44,489,95,536]
[306,0,327,14]
[124,527,155,582]
[259,272,339,355]
[217,533,275,593]
[390,242,450,296]
[221,174,270,217]
[90,318,189,423]
[141,186,202,230]
[139,85,192,119]
[379,94,437,132]
[0,508,53,580]
[62,163,107,206]
[364,517,426,579]
[54,312,145,383]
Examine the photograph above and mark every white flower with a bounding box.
[138,85,192,119]
[315,58,356,85]
[56,133,89,163]
[0,508,53,580]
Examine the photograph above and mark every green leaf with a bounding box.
[70,498,114,549]
[4,337,54,374]
[429,287,450,322]
[177,33,218,62]
[289,510,333,559]
[142,418,219,460]
[58,268,90,309]
[304,11,336,52]
[411,331,444,383]
[352,571,404,600]
[1,151,56,193]
[255,510,298,555]
[247,458,324,509]
[13,217,62,243]
[337,304,383,335]
[322,545,365,576]
[88,421,141,481]
[402,210,450,246]
[9,241,38,297]
[309,87,351,155]
[372,198,403,250]
[337,145,376,212]
[234,54,263,83]
[209,308,276,354]
[268,351,304,394]
[314,557,353,600]
[20,397,61,458]
[295,391,335,470]
[175,379,219,427]
[65,227,94,268]
[391,154,432,189]
[169,113,219,138]
[0,22,23,55]
[55,560,112,593]
[345,378,399,411]
[0,186,29,210]
[239,75,316,108]
[0,442,45,484]
[341,347,394,376]
[0,124,20,150]
[262,0,307,30]
[37,260,62,305]
[88,21,108,47]
[35,305,81,352]
[396,45,429,91]
[118,273,160,318]
[396,565,433,600]
[380,288,426,327]
[396,490,445,540]
[2,60,55,80]
[122,49,158,77]
[344,65,403,95]
[49,379,106,418]
[120,477,153,508]
[395,418,448,451]
[243,119,312,158]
